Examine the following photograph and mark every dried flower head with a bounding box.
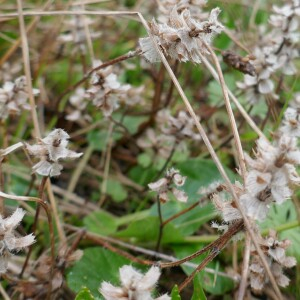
[66,87,91,122]
[58,7,101,55]
[249,231,296,291]
[0,208,35,274]
[212,182,243,223]
[158,0,207,16]
[139,7,224,63]
[148,168,188,203]
[85,60,143,117]
[280,94,300,137]
[99,265,170,300]
[137,128,176,159]
[26,129,83,177]
[0,76,39,120]
[222,50,256,76]
[0,62,22,82]
[157,110,201,141]
[198,181,224,197]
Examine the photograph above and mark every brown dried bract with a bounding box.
[222,50,256,76]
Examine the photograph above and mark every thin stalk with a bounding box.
[237,233,251,300]
[99,122,114,207]
[150,63,165,123]
[65,145,94,200]
[162,185,223,226]
[178,220,244,291]
[20,176,48,277]
[0,10,139,19]
[86,234,154,266]
[46,181,67,243]
[17,0,41,138]
[81,3,95,61]
[0,282,11,300]
[200,55,266,140]
[155,196,164,252]
[160,220,244,269]
[0,158,5,215]
[151,142,177,185]
[204,43,246,179]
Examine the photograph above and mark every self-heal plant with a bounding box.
[26,128,83,177]
[139,6,224,63]
[0,76,39,120]
[148,168,188,203]
[249,230,296,291]
[99,265,170,300]
[85,60,144,117]
[0,208,35,273]
[156,110,201,141]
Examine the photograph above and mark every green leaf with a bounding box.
[75,287,95,300]
[150,202,216,236]
[106,180,128,202]
[176,159,235,202]
[171,285,181,300]
[114,216,183,244]
[207,75,236,107]
[121,115,147,134]
[129,165,157,186]
[87,130,122,151]
[192,274,207,300]
[137,152,152,167]
[67,247,131,297]
[83,210,118,235]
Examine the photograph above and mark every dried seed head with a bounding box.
[0,208,35,274]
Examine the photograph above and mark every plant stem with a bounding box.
[155,196,164,252]
[237,233,251,300]
[20,176,48,277]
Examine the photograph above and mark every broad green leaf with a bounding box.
[192,274,207,300]
[106,180,128,202]
[67,247,131,297]
[137,152,152,167]
[150,202,216,236]
[87,130,122,151]
[114,216,184,244]
[83,210,118,235]
[207,75,236,107]
[171,285,181,300]
[172,244,234,295]
[172,149,189,163]
[176,159,235,201]
[121,115,147,134]
[129,165,157,186]
[75,287,95,300]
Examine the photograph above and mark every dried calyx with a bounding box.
[139,6,224,63]
[0,76,39,120]
[148,168,188,203]
[26,128,83,177]
[250,230,296,291]
[0,208,35,274]
[99,265,170,300]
